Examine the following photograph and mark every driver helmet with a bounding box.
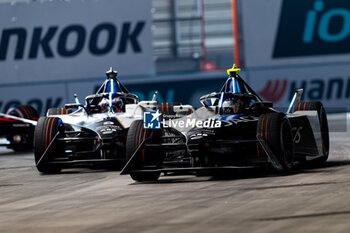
[222,97,243,114]
[99,98,109,112]
[111,97,124,112]
[99,97,124,112]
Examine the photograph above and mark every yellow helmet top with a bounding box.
[227,64,240,76]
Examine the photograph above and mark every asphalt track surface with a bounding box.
[1,114,350,233]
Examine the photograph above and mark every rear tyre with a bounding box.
[47,108,74,116]
[7,105,39,120]
[126,120,162,181]
[6,105,39,151]
[34,117,64,173]
[257,112,295,170]
[298,102,329,165]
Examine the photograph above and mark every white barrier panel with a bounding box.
[247,64,350,109]
[239,0,350,68]
[0,0,153,84]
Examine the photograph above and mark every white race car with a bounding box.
[34,68,160,173]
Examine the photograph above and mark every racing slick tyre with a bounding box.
[6,105,39,120]
[6,105,39,151]
[47,108,74,116]
[126,120,163,181]
[257,112,295,170]
[297,101,329,165]
[34,117,64,173]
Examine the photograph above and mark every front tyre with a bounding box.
[257,113,295,170]
[126,120,163,181]
[34,117,64,173]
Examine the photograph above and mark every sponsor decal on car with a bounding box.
[292,126,303,144]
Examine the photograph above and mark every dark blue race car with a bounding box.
[121,65,330,182]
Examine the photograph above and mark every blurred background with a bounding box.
[0,0,349,115]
